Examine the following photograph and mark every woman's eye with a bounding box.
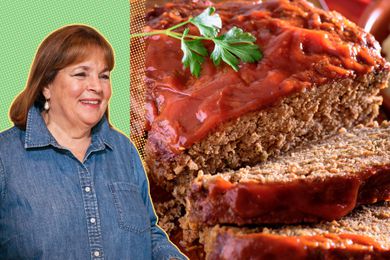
[100,74,110,80]
[73,72,86,77]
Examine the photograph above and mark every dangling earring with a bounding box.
[44,99,50,111]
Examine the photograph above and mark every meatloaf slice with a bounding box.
[202,202,390,260]
[184,122,390,238]
[145,0,389,196]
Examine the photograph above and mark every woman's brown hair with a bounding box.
[10,24,115,130]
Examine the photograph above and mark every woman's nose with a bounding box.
[87,75,103,93]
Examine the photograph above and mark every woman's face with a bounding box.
[43,47,111,131]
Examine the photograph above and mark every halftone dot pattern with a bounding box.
[130,0,147,158]
[0,1,129,135]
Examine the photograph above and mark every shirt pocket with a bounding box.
[108,182,151,233]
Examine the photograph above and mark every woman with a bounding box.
[0,25,186,259]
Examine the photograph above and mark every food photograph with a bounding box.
[130,0,390,259]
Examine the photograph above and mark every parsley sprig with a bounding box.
[131,7,262,77]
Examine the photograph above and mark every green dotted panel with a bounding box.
[0,0,129,135]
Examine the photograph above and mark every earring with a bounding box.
[44,100,50,111]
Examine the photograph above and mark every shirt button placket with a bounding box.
[78,165,104,259]
[93,250,100,257]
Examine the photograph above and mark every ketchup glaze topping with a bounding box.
[145,0,387,156]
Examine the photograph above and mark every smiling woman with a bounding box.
[0,25,186,259]
[41,47,112,161]
[9,25,114,131]
[9,26,115,162]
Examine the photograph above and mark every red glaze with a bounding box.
[189,165,390,225]
[209,232,390,260]
[145,0,387,156]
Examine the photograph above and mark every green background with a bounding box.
[0,0,130,135]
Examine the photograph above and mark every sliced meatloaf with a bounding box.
[202,202,390,260]
[183,122,390,241]
[144,0,389,196]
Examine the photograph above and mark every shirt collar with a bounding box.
[24,105,114,150]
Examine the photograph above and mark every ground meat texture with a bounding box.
[142,0,390,256]
[184,122,390,240]
[145,0,389,195]
[201,202,390,260]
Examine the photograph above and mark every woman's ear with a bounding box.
[42,85,51,100]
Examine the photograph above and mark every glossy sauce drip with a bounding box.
[145,0,386,155]
[205,175,360,221]
[190,166,390,224]
[211,232,388,260]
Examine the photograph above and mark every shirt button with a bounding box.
[90,217,96,224]
[93,250,100,257]
[85,186,91,192]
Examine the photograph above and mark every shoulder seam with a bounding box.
[0,127,18,142]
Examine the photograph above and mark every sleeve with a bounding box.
[130,142,188,260]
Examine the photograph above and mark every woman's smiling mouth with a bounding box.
[80,99,101,105]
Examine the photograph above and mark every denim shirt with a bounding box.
[0,105,186,260]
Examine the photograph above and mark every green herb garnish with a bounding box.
[131,7,262,77]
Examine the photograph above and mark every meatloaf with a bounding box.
[202,201,390,260]
[144,0,389,198]
[183,122,390,242]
